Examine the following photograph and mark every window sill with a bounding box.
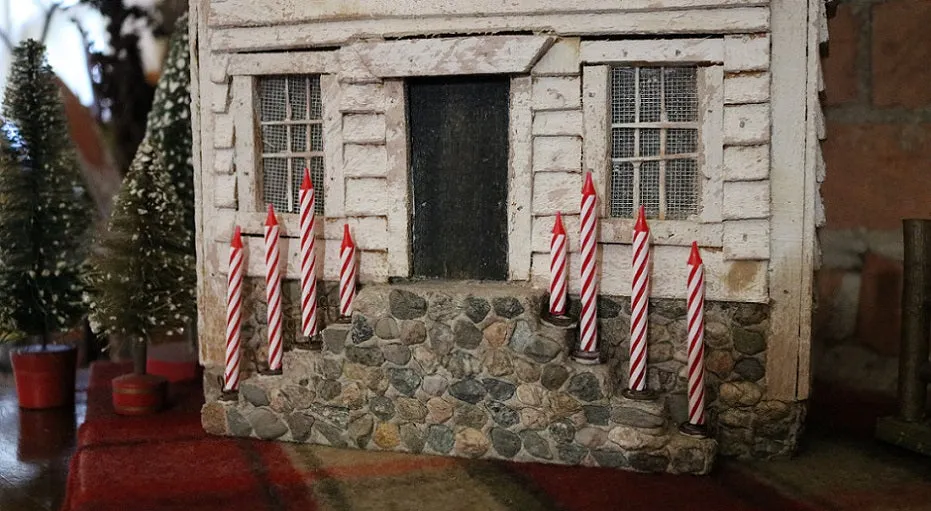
[599,217,723,247]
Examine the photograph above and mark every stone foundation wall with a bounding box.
[202,279,805,463]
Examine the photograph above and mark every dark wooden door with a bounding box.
[408,76,510,280]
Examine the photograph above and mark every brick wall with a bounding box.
[815,0,931,394]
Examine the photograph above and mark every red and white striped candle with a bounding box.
[629,205,651,392]
[299,169,319,338]
[339,224,356,318]
[224,226,244,392]
[577,173,599,356]
[264,205,283,372]
[686,242,707,426]
[550,212,568,317]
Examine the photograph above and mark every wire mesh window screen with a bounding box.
[609,66,700,220]
[259,75,325,214]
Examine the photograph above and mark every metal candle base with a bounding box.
[259,368,283,377]
[218,390,239,402]
[295,333,323,351]
[622,388,657,401]
[541,313,577,329]
[571,349,602,365]
[679,422,709,438]
[335,315,352,324]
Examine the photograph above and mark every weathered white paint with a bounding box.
[344,177,389,216]
[532,110,583,136]
[343,144,388,178]
[350,36,554,77]
[723,103,770,145]
[532,37,581,76]
[321,74,346,218]
[724,34,771,72]
[214,174,238,209]
[508,76,534,281]
[531,214,582,254]
[322,216,389,251]
[724,72,769,104]
[210,81,231,113]
[699,65,726,224]
[723,145,769,181]
[214,149,234,175]
[723,219,770,260]
[532,172,583,215]
[599,219,724,247]
[383,80,411,278]
[340,83,386,113]
[581,65,610,218]
[227,51,337,76]
[337,45,381,84]
[231,76,257,213]
[208,52,229,84]
[213,113,235,149]
[723,180,770,220]
[532,136,582,173]
[343,114,386,144]
[532,76,582,111]
[191,0,208,365]
[579,39,724,64]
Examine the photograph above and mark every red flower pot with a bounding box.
[10,344,78,410]
[112,373,168,415]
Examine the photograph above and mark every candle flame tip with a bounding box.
[265,204,279,226]
[231,226,243,248]
[688,241,703,265]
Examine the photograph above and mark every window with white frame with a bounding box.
[258,75,325,214]
[610,66,700,220]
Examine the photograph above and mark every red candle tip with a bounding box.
[634,205,649,232]
[552,212,566,235]
[231,226,243,248]
[688,241,703,266]
[341,224,355,249]
[301,168,313,190]
[265,204,278,226]
[582,172,596,195]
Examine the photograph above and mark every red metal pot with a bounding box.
[112,373,168,415]
[10,344,78,410]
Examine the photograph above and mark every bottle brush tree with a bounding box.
[0,39,93,348]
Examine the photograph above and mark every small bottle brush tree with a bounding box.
[0,40,92,347]
[85,138,195,375]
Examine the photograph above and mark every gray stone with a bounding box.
[558,443,588,464]
[611,407,666,429]
[456,404,489,429]
[492,297,525,318]
[323,327,347,354]
[352,316,375,344]
[249,408,288,440]
[449,351,481,378]
[383,344,412,365]
[484,350,514,377]
[508,320,533,352]
[308,404,350,428]
[319,379,342,401]
[412,346,438,374]
[583,405,610,426]
[608,427,669,450]
[482,378,516,401]
[734,357,765,382]
[277,384,316,411]
[719,381,763,407]
[427,424,455,453]
[667,394,690,425]
[397,397,429,422]
[400,423,425,453]
[428,323,454,356]
[449,378,486,404]
[427,397,454,423]
[400,320,427,345]
[566,373,603,402]
[549,420,576,444]
[370,396,396,421]
[254,302,267,325]
[315,421,347,447]
[541,365,570,391]
[598,296,622,318]
[286,412,314,441]
[390,289,427,319]
[525,335,562,364]
[227,408,253,436]
[517,384,545,407]
[514,358,541,382]
[648,343,675,363]
[453,320,484,349]
[520,430,552,460]
[346,345,385,367]
[240,382,270,407]
[322,358,343,380]
[547,392,582,419]
[735,305,768,325]
[592,449,628,468]
[422,375,448,396]
[670,447,709,474]
[464,297,491,323]
[575,427,607,448]
[486,401,519,427]
[388,368,422,396]
[629,453,669,473]
[734,329,766,355]
[427,293,460,321]
[348,415,374,442]
[491,427,521,458]
[375,316,400,339]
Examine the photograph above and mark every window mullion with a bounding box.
[632,67,641,213]
[658,67,667,221]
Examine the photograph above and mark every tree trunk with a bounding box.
[132,338,147,376]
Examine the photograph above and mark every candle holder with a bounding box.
[622,388,657,401]
[542,310,577,329]
[678,422,709,438]
[571,348,602,365]
[260,367,283,376]
[295,333,323,351]
[218,390,239,402]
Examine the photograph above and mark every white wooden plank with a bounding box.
[532,110,583,136]
[323,216,389,251]
[214,149,235,175]
[531,214,581,253]
[231,76,257,212]
[723,219,770,260]
[210,81,231,113]
[345,177,389,216]
[351,36,554,77]
[343,114,386,144]
[724,71,770,104]
[532,37,581,76]
[508,76,534,281]
[723,180,770,220]
[599,218,724,247]
[227,51,337,75]
[359,250,390,283]
[208,52,229,84]
[580,39,724,64]
[321,74,345,217]
[343,144,388,178]
[724,34,771,72]
[532,172,583,215]
[211,9,772,52]
[532,136,582,173]
[532,76,581,111]
[213,113,235,149]
[340,83,386,113]
[383,80,410,278]
[723,144,769,181]
[723,103,770,145]
[214,174,238,209]
[699,65,725,224]
[581,66,610,218]
[190,0,208,365]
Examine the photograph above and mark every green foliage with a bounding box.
[85,138,195,341]
[0,40,92,341]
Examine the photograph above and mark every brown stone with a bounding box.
[856,252,902,356]
[520,407,548,429]
[336,382,365,409]
[202,402,228,436]
[483,349,514,377]
[373,422,401,449]
[823,3,860,106]
[483,321,511,348]
[872,0,931,108]
[427,397,454,423]
[575,427,608,448]
[514,358,541,382]
[608,427,669,451]
[517,384,545,407]
[455,427,490,457]
[719,381,763,407]
[705,349,735,377]
[546,392,582,420]
[397,397,429,422]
